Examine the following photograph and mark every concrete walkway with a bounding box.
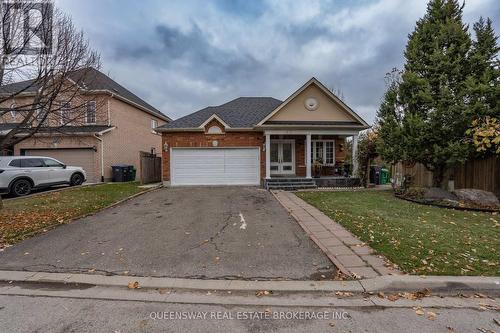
[272,190,402,279]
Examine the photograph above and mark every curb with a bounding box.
[0,271,498,295]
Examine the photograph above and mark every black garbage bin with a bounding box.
[112,164,130,182]
[369,166,381,185]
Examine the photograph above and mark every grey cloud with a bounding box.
[56,0,499,124]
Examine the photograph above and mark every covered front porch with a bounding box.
[264,130,360,180]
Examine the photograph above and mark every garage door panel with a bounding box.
[172,148,259,186]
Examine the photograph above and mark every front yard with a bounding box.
[296,190,499,276]
[0,183,146,248]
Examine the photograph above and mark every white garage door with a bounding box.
[171,148,260,186]
[24,148,97,183]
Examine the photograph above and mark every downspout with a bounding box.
[93,133,105,182]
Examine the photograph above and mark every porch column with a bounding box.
[352,133,359,177]
[306,133,312,178]
[265,133,271,179]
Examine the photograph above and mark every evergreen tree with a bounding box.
[377,0,474,187]
[466,17,499,120]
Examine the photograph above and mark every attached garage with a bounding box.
[171,148,260,186]
[23,148,98,183]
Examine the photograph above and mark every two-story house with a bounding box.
[0,68,170,183]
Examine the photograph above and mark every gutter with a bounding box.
[93,133,105,182]
[93,126,116,182]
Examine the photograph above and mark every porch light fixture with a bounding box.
[212,140,219,147]
[304,97,319,111]
[163,143,169,152]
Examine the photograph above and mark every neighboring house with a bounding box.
[0,68,170,182]
[157,77,369,187]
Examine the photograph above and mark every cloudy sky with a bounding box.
[56,0,499,124]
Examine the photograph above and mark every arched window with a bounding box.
[207,126,223,134]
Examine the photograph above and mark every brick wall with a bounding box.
[102,98,167,181]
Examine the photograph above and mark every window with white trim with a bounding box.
[151,119,158,133]
[309,140,335,165]
[35,108,45,122]
[86,101,96,124]
[60,102,71,125]
[10,103,16,119]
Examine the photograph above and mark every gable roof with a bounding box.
[158,97,282,130]
[0,67,170,121]
[257,77,369,127]
[158,78,369,132]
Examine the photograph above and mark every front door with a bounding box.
[270,140,295,175]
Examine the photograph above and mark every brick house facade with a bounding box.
[158,78,369,186]
[0,68,170,182]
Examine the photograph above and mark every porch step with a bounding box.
[265,178,318,191]
[266,178,314,183]
[267,184,318,191]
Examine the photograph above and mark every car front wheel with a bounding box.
[11,179,32,197]
[70,173,84,186]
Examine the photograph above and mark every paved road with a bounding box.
[0,293,497,333]
[0,187,332,280]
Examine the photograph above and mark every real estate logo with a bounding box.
[1,0,53,56]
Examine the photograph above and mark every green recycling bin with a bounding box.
[380,168,389,184]
[129,167,136,181]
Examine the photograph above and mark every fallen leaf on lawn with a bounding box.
[127,281,139,289]
[88,268,96,273]
[329,321,336,327]
[377,292,385,298]
[427,311,437,320]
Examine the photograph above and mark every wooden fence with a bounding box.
[391,156,500,196]
[139,151,162,184]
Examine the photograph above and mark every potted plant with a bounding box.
[313,158,323,178]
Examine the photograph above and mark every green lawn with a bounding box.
[0,182,145,247]
[296,190,500,276]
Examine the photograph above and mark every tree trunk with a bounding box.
[432,165,445,188]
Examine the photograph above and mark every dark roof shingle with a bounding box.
[159,97,282,129]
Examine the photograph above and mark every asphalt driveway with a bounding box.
[0,187,333,280]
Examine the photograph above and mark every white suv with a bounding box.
[0,156,86,197]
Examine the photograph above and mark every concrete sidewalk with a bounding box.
[0,270,498,295]
[272,190,402,279]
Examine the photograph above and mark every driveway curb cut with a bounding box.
[0,271,498,295]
